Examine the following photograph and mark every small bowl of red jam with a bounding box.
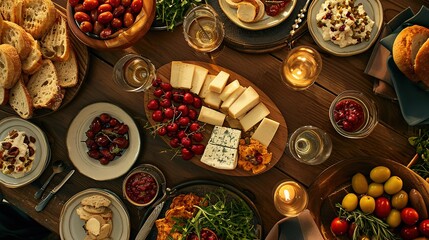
[329,90,378,139]
[122,164,164,207]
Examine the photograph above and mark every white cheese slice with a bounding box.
[239,102,270,132]
[170,61,183,88]
[190,65,209,95]
[209,126,241,149]
[228,86,260,118]
[209,71,230,93]
[200,143,238,170]
[199,75,216,98]
[197,106,226,126]
[219,79,240,101]
[251,118,279,147]
[220,86,246,112]
[177,63,195,89]
[204,91,222,109]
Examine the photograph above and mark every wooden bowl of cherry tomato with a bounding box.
[66,0,156,49]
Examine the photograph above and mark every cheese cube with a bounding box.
[199,75,216,98]
[197,106,226,126]
[176,63,195,89]
[190,65,209,95]
[220,86,246,112]
[209,71,229,93]
[251,118,279,147]
[239,102,270,132]
[170,61,183,88]
[219,80,240,101]
[200,143,238,170]
[209,126,241,149]
[204,91,222,109]
[228,86,260,118]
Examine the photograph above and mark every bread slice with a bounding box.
[53,47,78,88]
[26,59,63,110]
[22,32,43,75]
[226,0,241,9]
[253,0,265,22]
[0,44,22,89]
[22,0,56,39]
[9,78,33,119]
[0,87,9,105]
[237,1,257,23]
[81,195,112,208]
[415,38,429,88]
[1,21,32,60]
[393,25,429,82]
[40,15,71,61]
[0,0,24,24]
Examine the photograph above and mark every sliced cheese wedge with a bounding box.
[190,65,209,95]
[209,71,229,93]
[177,63,195,89]
[221,86,246,112]
[251,118,279,147]
[228,86,259,118]
[219,79,240,101]
[204,91,222,109]
[198,106,226,126]
[199,74,216,98]
[239,102,270,132]
[170,61,183,88]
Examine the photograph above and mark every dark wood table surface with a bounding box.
[1,0,428,238]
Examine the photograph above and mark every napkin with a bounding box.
[265,210,324,240]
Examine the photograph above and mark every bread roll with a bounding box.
[392,25,429,83]
[414,38,429,88]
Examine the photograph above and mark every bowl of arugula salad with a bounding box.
[151,0,203,30]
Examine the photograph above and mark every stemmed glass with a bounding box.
[182,4,225,59]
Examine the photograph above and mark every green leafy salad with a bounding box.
[409,128,429,179]
[155,0,205,30]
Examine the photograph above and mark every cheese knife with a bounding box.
[135,201,165,240]
[35,169,75,212]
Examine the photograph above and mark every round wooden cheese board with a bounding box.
[144,61,288,176]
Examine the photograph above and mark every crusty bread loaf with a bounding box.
[0,87,9,105]
[22,0,56,39]
[40,14,70,61]
[393,25,429,82]
[53,47,78,88]
[9,78,33,119]
[0,0,23,24]
[81,195,112,208]
[22,32,43,75]
[1,21,32,60]
[26,59,63,109]
[414,38,429,88]
[0,44,22,89]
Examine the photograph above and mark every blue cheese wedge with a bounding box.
[208,126,241,149]
[201,143,238,170]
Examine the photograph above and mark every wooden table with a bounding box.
[1,0,427,238]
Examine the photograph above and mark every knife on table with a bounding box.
[35,169,75,212]
[135,201,165,240]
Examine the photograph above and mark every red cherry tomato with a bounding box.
[130,0,143,13]
[347,222,356,238]
[400,225,420,240]
[374,196,391,219]
[330,217,349,236]
[74,11,91,22]
[69,0,80,7]
[401,207,419,226]
[82,0,99,11]
[97,3,112,14]
[419,219,429,237]
[97,11,113,24]
[79,21,93,33]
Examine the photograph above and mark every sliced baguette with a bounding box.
[0,44,22,89]
[0,87,9,105]
[0,0,23,24]
[254,0,265,22]
[22,32,43,75]
[53,47,78,87]
[9,78,33,119]
[414,38,429,88]
[237,2,257,23]
[226,0,241,9]
[1,21,32,60]
[26,59,63,110]
[22,0,56,39]
[40,14,71,61]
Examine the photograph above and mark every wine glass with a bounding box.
[280,45,322,91]
[182,4,225,59]
[113,54,156,92]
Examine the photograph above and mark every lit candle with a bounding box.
[278,184,296,204]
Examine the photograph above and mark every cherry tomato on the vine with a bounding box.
[419,219,429,237]
[401,207,419,226]
[330,217,349,236]
[374,196,391,219]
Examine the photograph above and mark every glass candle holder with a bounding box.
[273,181,308,217]
[113,54,156,92]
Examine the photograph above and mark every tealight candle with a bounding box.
[273,181,308,217]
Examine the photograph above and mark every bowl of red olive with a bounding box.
[122,164,164,207]
[329,90,378,139]
[66,0,156,49]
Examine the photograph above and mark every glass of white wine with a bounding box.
[182,4,225,57]
[280,46,322,91]
[113,54,156,92]
[288,125,332,165]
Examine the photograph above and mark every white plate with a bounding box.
[218,0,297,30]
[0,117,50,188]
[307,0,383,56]
[59,188,130,240]
[66,102,140,181]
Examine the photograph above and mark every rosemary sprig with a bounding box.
[336,203,399,240]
